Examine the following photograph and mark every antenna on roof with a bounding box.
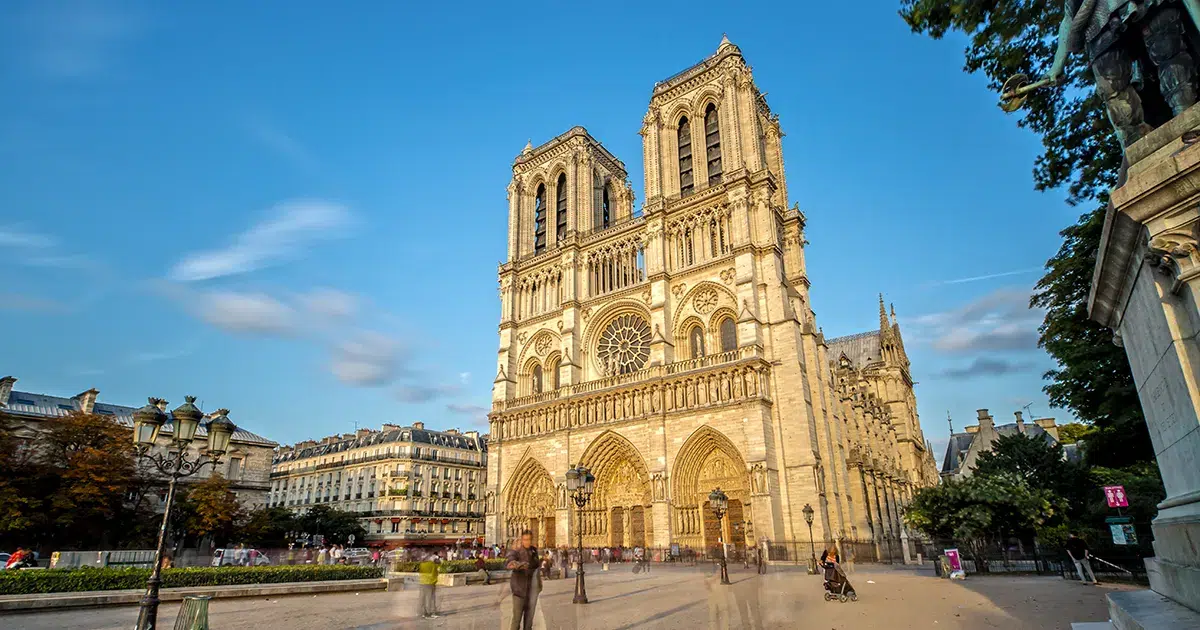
[1022,402,1035,419]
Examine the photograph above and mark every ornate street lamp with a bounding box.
[802,503,817,575]
[132,397,236,630]
[709,488,730,585]
[566,463,595,604]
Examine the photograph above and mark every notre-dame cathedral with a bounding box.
[485,37,940,555]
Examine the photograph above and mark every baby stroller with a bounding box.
[822,561,858,602]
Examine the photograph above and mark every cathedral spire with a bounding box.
[879,293,889,332]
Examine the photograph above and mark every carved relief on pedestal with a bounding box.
[651,473,668,502]
[1146,228,1200,294]
[485,490,497,514]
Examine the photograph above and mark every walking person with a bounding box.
[418,553,440,619]
[1066,534,1099,585]
[475,553,491,585]
[505,529,540,630]
[316,545,328,566]
[756,544,766,574]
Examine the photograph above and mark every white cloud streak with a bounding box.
[170,200,353,282]
[331,332,403,387]
[199,291,297,336]
[19,0,145,81]
[913,288,1043,354]
[928,267,1042,287]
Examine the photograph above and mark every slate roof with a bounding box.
[274,426,488,465]
[940,422,1058,475]
[827,330,883,370]
[3,390,277,447]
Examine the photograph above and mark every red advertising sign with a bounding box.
[1104,485,1129,508]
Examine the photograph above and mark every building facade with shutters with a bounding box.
[0,376,276,508]
[269,422,488,548]
[485,38,940,554]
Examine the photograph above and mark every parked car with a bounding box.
[210,548,271,567]
[342,548,371,564]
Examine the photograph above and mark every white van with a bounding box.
[210,548,271,567]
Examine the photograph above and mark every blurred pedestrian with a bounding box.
[1066,534,1098,585]
[418,553,440,619]
[506,529,540,630]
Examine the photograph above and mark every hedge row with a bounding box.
[389,559,506,574]
[0,565,384,595]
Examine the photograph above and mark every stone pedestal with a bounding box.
[1090,102,1200,628]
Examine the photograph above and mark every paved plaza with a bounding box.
[5,564,1133,629]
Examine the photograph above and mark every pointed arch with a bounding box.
[578,430,651,509]
[555,172,568,242]
[678,115,694,196]
[502,454,558,544]
[670,424,748,507]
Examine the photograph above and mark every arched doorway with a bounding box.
[578,431,652,548]
[503,458,557,548]
[671,426,750,553]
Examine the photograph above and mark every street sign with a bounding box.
[1109,523,1138,545]
[1104,485,1129,508]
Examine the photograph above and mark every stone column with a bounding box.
[1090,104,1200,626]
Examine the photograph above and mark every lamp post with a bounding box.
[709,488,730,585]
[566,463,595,604]
[802,503,817,575]
[132,397,236,630]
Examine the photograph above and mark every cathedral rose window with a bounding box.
[597,313,652,375]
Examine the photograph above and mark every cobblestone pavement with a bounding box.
[5,564,1134,629]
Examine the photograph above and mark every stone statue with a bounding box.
[1004,1,1200,147]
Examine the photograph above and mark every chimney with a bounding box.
[1014,411,1026,434]
[412,421,425,430]
[356,429,372,439]
[342,432,356,441]
[382,423,401,432]
[965,425,980,434]
[0,376,15,406]
[977,408,994,433]
[154,398,169,412]
[446,428,459,435]
[73,388,99,414]
[1035,418,1059,441]
[464,430,479,441]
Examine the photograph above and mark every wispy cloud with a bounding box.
[0,226,56,250]
[126,342,200,365]
[926,267,1042,287]
[18,0,146,81]
[395,383,461,403]
[302,288,358,322]
[169,200,353,282]
[913,288,1042,354]
[246,119,319,172]
[936,357,1035,380]
[331,332,405,386]
[0,293,69,313]
[199,291,298,336]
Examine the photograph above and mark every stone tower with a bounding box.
[486,37,931,556]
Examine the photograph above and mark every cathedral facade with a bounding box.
[485,38,939,554]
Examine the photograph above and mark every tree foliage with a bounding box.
[1055,422,1093,445]
[186,473,243,546]
[905,473,1061,544]
[293,505,368,545]
[899,1,1152,465]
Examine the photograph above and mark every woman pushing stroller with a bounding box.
[819,545,858,602]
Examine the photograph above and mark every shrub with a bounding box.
[0,564,384,595]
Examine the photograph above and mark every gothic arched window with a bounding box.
[602,184,612,229]
[705,104,722,186]
[534,184,547,254]
[547,357,560,390]
[531,364,543,394]
[678,117,694,196]
[719,317,737,353]
[689,325,705,359]
[555,173,568,242]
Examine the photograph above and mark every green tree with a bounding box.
[905,473,1063,562]
[1056,422,1094,445]
[0,416,42,543]
[295,505,367,545]
[241,507,297,549]
[899,0,1153,467]
[186,473,243,546]
[974,432,1090,519]
[36,411,152,549]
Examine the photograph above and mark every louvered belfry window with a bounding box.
[705,104,722,186]
[534,184,547,254]
[678,117,693,196]
[555,173,568,242]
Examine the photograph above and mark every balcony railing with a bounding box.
[493,345,761,412]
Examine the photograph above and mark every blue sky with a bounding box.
[1,1,1081,458]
